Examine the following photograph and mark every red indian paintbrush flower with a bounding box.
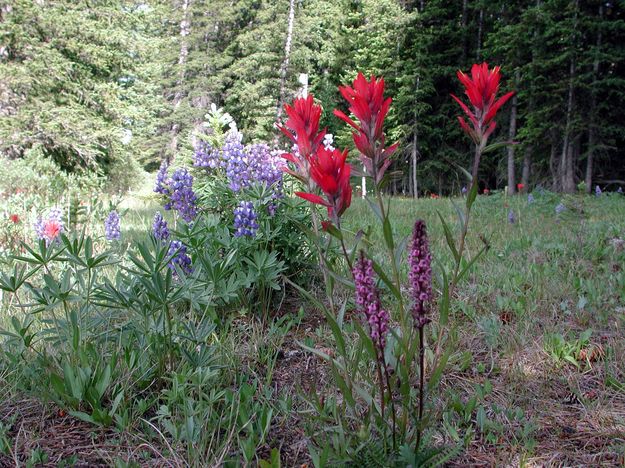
[296,147,352,219]
[451,62,514,146]
[334,73,398,184]
[9,214,19,224]
[278,95,326,184]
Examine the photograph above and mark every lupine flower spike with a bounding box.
[595,185,602,197]
[508,210,515,224]
[408,220,432,329]
[334,73,398,184]
[451,63,515,147]
[352,251,389,353]
[165,168,198,222]
[233,201,259,237]
[152,212,170,241]
[104,210,121,240]
[167,240,192,275]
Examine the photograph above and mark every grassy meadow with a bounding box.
[1,187,624,466]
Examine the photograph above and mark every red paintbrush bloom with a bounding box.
[296,147,352,219]
[451,63,514,146]
[334,73,398,184]
[517,183,524,191]
[9,214,19,224]
[43,220,62,240]
[278,95,326,183]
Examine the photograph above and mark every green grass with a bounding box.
[1,188,624,466]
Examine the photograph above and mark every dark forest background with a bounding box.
[1,0,624,195]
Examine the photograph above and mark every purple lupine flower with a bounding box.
[352,252,389,352]
[193,140,222,170]
[618,187,623,194]
[104,210,121,240]
[233,201,259,237]
[555,203,566,215]
[408,220,432,329]
[154,160,169,195]
[152,212,170,241]
[164,168,198,222]
[508,210,515,224]
[595,185,602,197]
[461,186,467,195]
[223,130,249,192]
[167,240,192,275]
[527,193,535,204]
[248,144,283,189]
[34,207,64,244]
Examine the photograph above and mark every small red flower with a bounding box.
[296,147,352,218]
[278,95,326,184]
[430,193,440,199]
[43,220,62,241]
[9,214,19,224]
[483,188,490,195]
[334,73,398,184]
[517,183,524,191]
[451,63,514,146]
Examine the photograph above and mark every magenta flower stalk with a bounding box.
[352,252,389,353]
[408,219,433,452]
[408,220,432,329]
[352,251,396,445]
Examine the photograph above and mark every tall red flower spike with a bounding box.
[451,63,515,146]
[278,95,326,184]
[296,147,352,219]
[334,73,398,184]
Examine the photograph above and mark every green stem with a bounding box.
[336,218,353,271]
[415,325,426,453]
[164,304,174,371]
[374,187,405,321]
[383,358,396,451]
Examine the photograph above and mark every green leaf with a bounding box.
[322,308,347,357]
[482,140,517,154]
[457,242,490,283]
[371,258,401,301]
[437,212,459,262]
[466,181,478,210]
[382,216,395,251]
[365,196,383,223]
[427,348,451,391]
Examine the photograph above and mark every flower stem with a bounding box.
[383,359,397,450]
[415,325,426,453]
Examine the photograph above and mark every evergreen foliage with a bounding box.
[1,0,623,193]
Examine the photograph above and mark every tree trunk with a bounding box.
[461,0,468,64]
[560,56,576,193]
[560,0,579,193]
[276,0,297,122]
[585,4,603,194]
[168,0,191,163]
[476,7,484,60]
[412,76,420,199]
[506,70,519,195]
[549,133,558,190]
[521,146,531,189]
